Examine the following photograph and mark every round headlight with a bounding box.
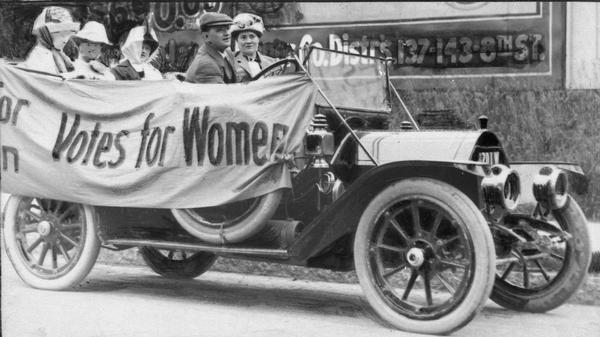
[533,166,569,210]
[481,165,521,211]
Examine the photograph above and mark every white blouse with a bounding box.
[20,45,59,74]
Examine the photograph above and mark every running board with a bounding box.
[106,239,290,259]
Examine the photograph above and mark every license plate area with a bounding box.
[473,145,504,165]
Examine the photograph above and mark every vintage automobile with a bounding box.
[1,48,592,335]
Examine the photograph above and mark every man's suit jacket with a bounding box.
[235,51,278,82]
[185,43,238,84]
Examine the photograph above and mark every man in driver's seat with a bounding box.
[185,12,239,84]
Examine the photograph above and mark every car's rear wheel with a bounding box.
[139,246,216,279]
[491,197,591,312]
[354,179,495,335]
[2,196,100,290]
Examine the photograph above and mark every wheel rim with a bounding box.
[12,198,86,279]
[368,198,475,320]
[495,211,571,293]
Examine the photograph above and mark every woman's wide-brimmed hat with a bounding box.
[230,13,265,38]
[32,6,80,34]
[72,21,112,45]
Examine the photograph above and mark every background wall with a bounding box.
[566,2,600,89]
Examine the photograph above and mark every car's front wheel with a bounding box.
[2,196,100,290]
[354,179,495,335]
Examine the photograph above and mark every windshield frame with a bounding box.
[302,46,392,114]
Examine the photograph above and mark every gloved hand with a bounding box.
[89,60,109,74]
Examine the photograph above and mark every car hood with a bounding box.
[354,130,505,165]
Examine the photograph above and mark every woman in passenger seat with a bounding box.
[71,21,112,79]
[105,24,163,81]
[20,6,80,76]
[230,13,277,82]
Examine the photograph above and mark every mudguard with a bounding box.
[288,160,484,261]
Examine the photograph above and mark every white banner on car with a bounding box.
[0,64,316,208]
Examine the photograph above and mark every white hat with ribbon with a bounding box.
[32,6,80,34]
[72,21,112,45]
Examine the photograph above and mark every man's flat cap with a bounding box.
[199,12,233,30]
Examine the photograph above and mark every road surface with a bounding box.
[1,193,600,336]
[2,259,600,337]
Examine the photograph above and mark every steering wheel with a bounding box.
[251,58,302,81]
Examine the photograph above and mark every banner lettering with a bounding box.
[0,65,316,208]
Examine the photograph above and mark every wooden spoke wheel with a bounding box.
[491,197,591,312]
[2,196,100,290]
[354,179,495,335]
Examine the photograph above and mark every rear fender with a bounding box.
[288,161,483,261]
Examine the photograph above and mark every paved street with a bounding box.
[1,193,600,337]
[2,259,600,337]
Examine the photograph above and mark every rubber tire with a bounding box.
[171,190,283,244]
[491,196,592,312]
[2,196,101,290]
[139,246,216,279]
[590,251,600,273]
[354,178,496,335]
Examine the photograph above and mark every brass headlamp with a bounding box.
[305,113,335,168]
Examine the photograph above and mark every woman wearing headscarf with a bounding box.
[71,21,112,79]
[106,24,163,81]
[230,13,277,82]
[20,6,80,75]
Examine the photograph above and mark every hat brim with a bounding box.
[71,35,112,46]
[232,28,263,38]
[202,21,233,29]
[46,22,80,34]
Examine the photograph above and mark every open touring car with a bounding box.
[1,48,592,335]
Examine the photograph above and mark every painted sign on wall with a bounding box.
[151,2,224,31]
[262,2,564,89]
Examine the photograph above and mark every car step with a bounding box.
[106,239,290,259]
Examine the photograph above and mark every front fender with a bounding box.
[288,160,484,261]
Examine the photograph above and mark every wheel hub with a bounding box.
[406,247,426,267]
[37,220,54,237]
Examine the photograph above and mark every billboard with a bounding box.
[261,2,564,89]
